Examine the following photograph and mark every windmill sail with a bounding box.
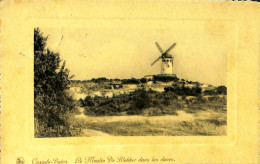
[164,43,176,54]
[155,42,164,53]
[151,56,162,66]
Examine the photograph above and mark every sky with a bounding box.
[41,20,235,86]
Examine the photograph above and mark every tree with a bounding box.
[34,28,76,137]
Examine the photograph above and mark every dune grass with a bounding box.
[76,107,226,136]
[83,119,226,136]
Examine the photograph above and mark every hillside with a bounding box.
[69,77,226,116]
[68,77,227,136]
[70,77,225,100]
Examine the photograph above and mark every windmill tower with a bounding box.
[151,42,176,76]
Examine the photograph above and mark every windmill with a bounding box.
[151,42,176,76]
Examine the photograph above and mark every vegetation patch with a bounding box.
[34,28,82,137]
[79,83,226,117]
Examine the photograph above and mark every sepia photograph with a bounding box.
[1,1,259,163]
[34,23,229,137]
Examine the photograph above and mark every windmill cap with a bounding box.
[163,53,173,58]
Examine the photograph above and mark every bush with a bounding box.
[162,99,171,106]
[204,86,227,95]
[122,78,140,84]
[81,89,154,116]
[153,75,178,82]
[84,96,95,106]
[91,77,108,83]
[140,78,147,83]
[130,89,152,114]
[164,86,201,96]
[153,99,159,105]
[216,86,227,95]
[78,98,85,107]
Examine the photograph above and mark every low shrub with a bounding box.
[122,78,140,84]
[164,86,201,96]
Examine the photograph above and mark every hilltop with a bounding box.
[69,77,226,100]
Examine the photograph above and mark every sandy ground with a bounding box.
[76,109,195,123]
[75,107,226,136]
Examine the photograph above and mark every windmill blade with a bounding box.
[164,43,176,54]
[155,42,164,53]
[151,56,162,66]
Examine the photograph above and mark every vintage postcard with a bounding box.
[1,0,259,163]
